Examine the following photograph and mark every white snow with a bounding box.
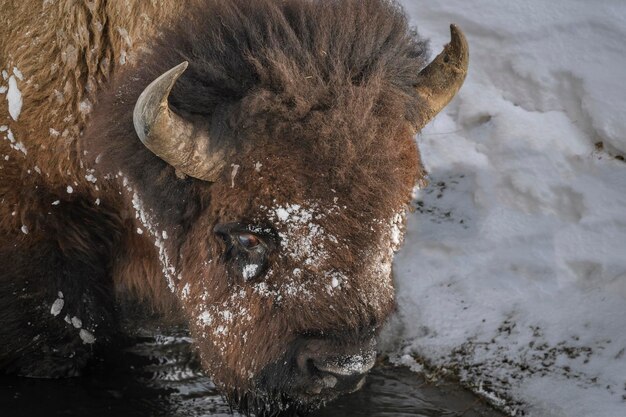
[267,202,330,270]
[392,1,626,416]
[181,283,191,300]
[231,164,240,188]
[12,67,23,81]
[66,185,73,194]
[85,172,97,183]
[79,329,96,344]
[50,292,64,317]
[6,75,22,121]
[131,191,178,292]
[324,351,376,376]
[2,129,27,155]
[78,99,92,115]
[198,311,213,326]
[71,316,82,329]
[275,207,290,221]
[20,225,28,234]
[242,264,258,281]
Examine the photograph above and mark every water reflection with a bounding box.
[0,334,502,417]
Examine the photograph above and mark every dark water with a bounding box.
[0,334,503,417]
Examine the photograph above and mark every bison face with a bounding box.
[176,156,410,411]
[127,25,468,413]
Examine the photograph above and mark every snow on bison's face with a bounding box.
[176,142,414,411]
[123,19,467,413]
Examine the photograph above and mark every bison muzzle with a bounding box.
[0,0,467,414]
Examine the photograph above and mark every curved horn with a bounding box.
[414,24,469,130]
[133,61,227,181]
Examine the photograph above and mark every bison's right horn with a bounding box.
[133,61,227,182]
[413,24,469,131]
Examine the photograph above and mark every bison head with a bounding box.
[89,0,468,413]
[128,25,467,413]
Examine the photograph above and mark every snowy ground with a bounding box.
[389,1,626,416]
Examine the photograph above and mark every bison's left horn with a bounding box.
[414,24,469,131]
[133,61,227,182]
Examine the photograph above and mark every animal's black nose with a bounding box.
[295,339,376,395]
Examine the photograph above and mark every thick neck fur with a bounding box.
[0,0,194,183]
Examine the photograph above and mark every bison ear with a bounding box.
[133,61,228,182]
[413,24,469,131]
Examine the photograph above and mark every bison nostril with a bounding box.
[305,357,317,375]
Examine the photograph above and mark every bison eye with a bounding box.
[237,233,261,250]
[214,222,277,283]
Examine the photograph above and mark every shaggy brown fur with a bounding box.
[1,0,433,413]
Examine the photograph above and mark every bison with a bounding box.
[0,0,468,413]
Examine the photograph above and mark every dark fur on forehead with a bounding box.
[160,0,429,120]
[145,0,428,199]
[89,0,428,220]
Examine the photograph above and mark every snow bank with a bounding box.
[393,1,626,416]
